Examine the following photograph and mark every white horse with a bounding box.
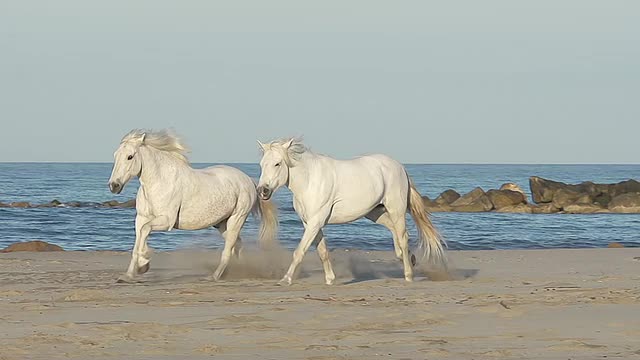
[108,129,278,283]
[256,138,447,286]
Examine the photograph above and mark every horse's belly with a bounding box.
[175,206,230,230]
[327,203,374,225]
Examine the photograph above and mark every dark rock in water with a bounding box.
[499,183,527,200]
[593,193,612,207]
[608,193,640,213]
[434,190,461,205]
[495,203,533,213]
[9,201,30,208]
[551,188,584,210]
[424,202,453,212]
[563,203,605,214]
[609,179,640,198]
[450,188,493,212]
[38,199,63,208]
[1,240,64,252]
[103,200,119,207]
[66,201,83,207]
[530,177,568,204]
[119,199,136,208]
[0,202,9,208]
[531,203,561,214]
[486,189,526,209]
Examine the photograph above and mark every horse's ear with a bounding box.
[283,138,294,149]
[139,133,146,144]
[257,140,265,152]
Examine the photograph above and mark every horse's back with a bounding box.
[320,154,408,223]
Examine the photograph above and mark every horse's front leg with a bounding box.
[117,214,173,283]
[279,212,328,286]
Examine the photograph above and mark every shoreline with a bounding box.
[1,248,639,359]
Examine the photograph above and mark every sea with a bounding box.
[1,163,639,252]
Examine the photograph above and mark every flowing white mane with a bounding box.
[263,137,308,166]
[122,129,190,164]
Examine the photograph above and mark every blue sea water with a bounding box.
[0,163,639,252]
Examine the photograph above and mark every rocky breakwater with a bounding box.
[423,177,640,214]
[0,199,136,209]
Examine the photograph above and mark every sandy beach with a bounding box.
[1,247,639,360]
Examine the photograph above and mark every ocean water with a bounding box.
[1,163,639,252]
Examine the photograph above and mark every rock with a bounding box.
[9,201,30,208]
[0,202,9,208]
[1,240,64,253]
[563,203,604,214]
[607,242,624,248]
[119,199,136,208]
[529,177,569,204]
[102,200,119,207]
[486,189,526,209]
[551,188,583,210]
[531,203,561,214]
[608,193,640,213]
[424,203,452,212]
[434,190,461,205]
[38,199,63,208]
[593,193,612,207]
[495,204,533,214]
[499,183,527,202]
[609,179,640,198]
[66,202,82,207]
[450,188,493,212]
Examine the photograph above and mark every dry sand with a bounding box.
[1,247,639,359]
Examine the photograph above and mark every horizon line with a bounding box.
[1,161,640,166]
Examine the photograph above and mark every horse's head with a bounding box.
[256,139,296,200]
[108,131,145,194]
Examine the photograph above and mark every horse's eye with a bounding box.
[127,155,134,160]
[275,162,281,167]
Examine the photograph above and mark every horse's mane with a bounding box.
[122,129,190,164]
[263,137,307,166]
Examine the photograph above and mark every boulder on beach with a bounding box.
[1,240,64,253]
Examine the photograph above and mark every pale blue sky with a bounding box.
[1,1,638,163]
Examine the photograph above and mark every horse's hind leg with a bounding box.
[316,230,336,285]
[366,206,416,267]
[232,236,243,259]
[392,215,414,282]
[210,213,248,281]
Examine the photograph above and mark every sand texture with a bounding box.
[1,247,639,359]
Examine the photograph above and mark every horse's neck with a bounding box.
[138,147,190,188]
[287,152,319,196]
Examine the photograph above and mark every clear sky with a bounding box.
[1,1,638,163]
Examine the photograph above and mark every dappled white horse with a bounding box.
[257,138,447,285]
[108,129,278,283]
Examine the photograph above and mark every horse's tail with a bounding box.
[255,198,279,249]
[407,176,448,269]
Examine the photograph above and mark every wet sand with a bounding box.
[1,247,639,359]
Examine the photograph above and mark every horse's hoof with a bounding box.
[116,274,137,284]
[201,275,220,282]
[277,278,292,286]
[137,263,150,275]
[410,254,417,267]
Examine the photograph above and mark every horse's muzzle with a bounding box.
[257,186,272,200]
[109,181,123,194]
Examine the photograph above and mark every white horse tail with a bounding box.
[255,198,279,249]
[407,177,448,268]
